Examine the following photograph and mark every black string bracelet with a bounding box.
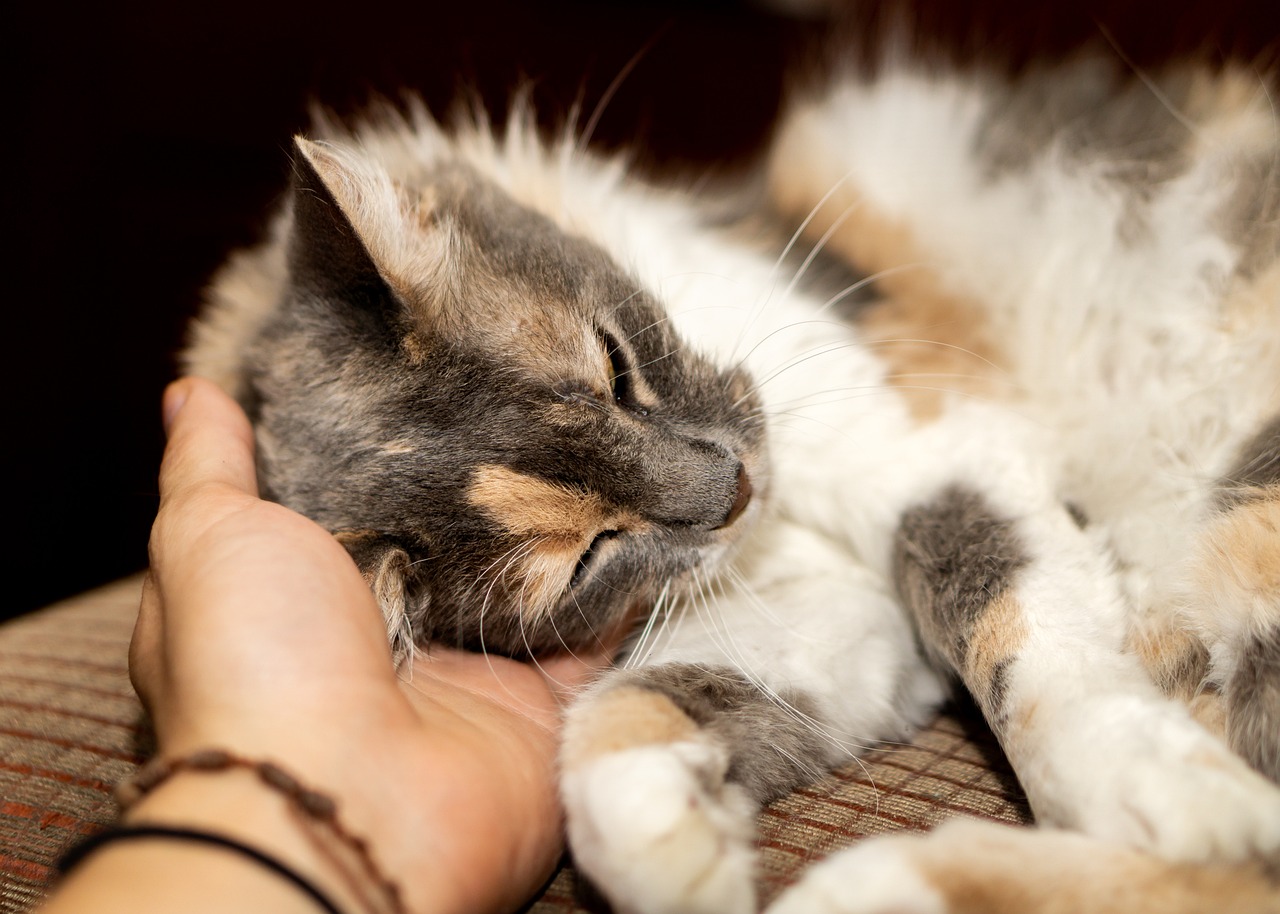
[56,824,346,914]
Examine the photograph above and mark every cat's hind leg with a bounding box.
[1184,421,1280,781]
[559,517,943,914]
[764,818,1280,914]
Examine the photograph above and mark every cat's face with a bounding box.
[243,140,765,655]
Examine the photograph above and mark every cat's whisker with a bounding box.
[718,567,884,756]
[774,200,860,315]
[731,335,864,406]
[861,335,1011,377]
[720,566,823,643]
[601,288,648,322]
[623,584,669,671]
[611,346,682,382]
[730,195,864,364]
[1097,24,1204,140]
[811,261,927,316]
[574,28,666,156]
[765,171,859,283]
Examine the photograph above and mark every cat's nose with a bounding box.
[716,463,752,529]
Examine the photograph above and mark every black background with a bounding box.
[10,1,1278,622]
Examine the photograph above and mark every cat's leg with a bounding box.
[1172,420,1280,780]
[760,470,1280,914]
[765,818,1280,914]
[888,476,1280,861]
[559,517,944,914]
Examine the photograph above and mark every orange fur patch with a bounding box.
[910,820,1280,914]
[1127,618,1211,703]
[770,164,1004,421]
[469,464,613,540]
[467,464,647,614]
[1192,492,1280,628]
[964,592,1027,691]
[561,686,698,769]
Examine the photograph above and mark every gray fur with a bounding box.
[1218,414,1280,508]
[1226,623,1280,782]
[620,664,837,804]
[974,60,1194,192]
[893,486,1027,662]
[239,143,764,656]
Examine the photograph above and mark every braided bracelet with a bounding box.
[57,824,345,914]
[111,749,406,914]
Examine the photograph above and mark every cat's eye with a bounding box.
[599,330,648,415]
[600,331,629,403]
[570,529,620,589]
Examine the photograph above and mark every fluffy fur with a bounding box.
[186,50,1280,913]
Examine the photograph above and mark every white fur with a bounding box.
[560,741,758,914]
[189,63,1280,913]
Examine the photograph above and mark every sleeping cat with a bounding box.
[184,49,1280,914]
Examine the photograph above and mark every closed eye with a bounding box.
[569,529,619,589]
[599,330,631,403]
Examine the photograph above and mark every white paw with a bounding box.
[561,741,757,914]
[1031,696,1280,862]
[765,838,946,914]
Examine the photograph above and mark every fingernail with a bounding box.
[161,381,190,434]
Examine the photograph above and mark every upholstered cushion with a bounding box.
[0,577,1030,912]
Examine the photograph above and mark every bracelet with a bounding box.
[56,824,346,914]
[112,749,405,914]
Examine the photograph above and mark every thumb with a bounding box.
[158,377,259,505]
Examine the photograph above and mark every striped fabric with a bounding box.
[0,576,1030,913]
[0,576,150,913]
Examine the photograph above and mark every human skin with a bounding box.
[41,377,618,914]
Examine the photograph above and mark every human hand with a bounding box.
[129,376,618,914]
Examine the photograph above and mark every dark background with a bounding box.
[11,1,1278,623]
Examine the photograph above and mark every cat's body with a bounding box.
[186,49,1280,913]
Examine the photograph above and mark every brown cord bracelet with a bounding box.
[109,749,406,914]
[57,824,347,914]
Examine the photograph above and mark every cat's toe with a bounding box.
[562,741,757,914]
[1038,701,1280,861]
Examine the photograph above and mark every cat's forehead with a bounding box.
[399,166,666,379]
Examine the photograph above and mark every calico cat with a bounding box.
[184,48,1280,914]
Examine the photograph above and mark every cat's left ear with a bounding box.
[334,529,423,661]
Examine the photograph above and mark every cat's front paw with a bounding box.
[1030,697,1280,862]
[561,741,757,914]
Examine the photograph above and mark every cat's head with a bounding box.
[230,135,765,656]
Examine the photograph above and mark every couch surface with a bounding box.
[0,576,1031,912]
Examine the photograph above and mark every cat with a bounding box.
[183,46,1280,914]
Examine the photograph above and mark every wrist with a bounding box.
[126,765,376,913]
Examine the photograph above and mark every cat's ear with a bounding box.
[289,137,400,305]
[289,137,461,322]
[334,529,422,662]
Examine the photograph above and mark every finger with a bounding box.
[158,377,259,503]
[128,572,163,713]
